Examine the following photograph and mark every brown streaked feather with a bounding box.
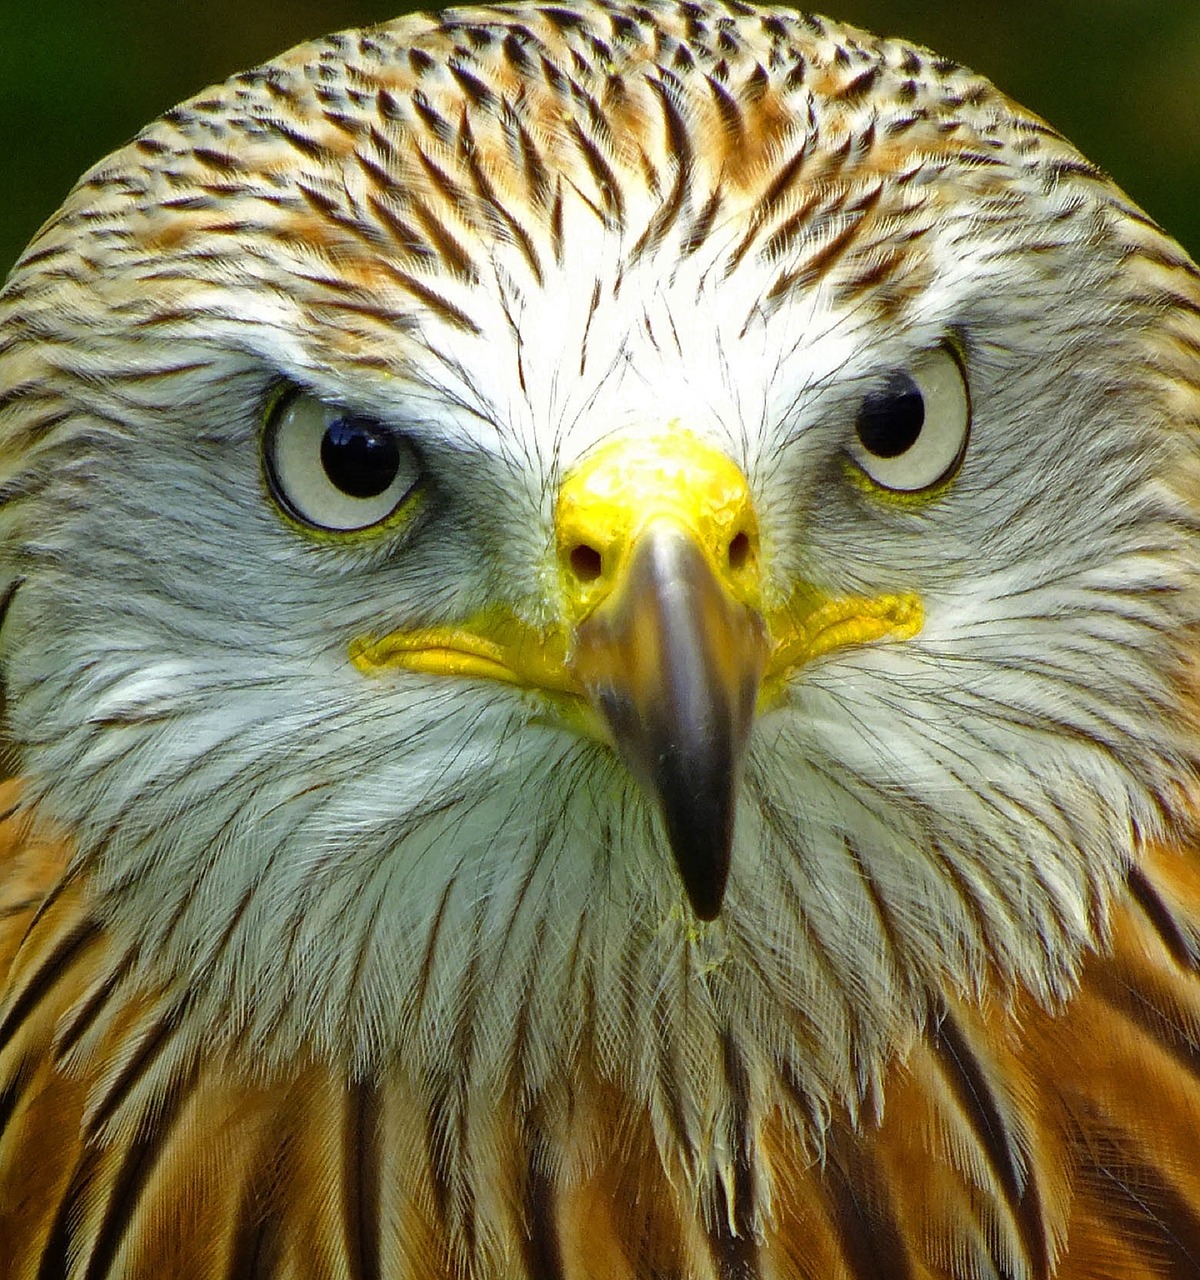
[6,778,1200,1277]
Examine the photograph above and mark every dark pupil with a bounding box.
[320,416,401,499]
[856,374,925,458]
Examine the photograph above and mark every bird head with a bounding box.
[1,0,1199,1144]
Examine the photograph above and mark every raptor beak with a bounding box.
[557,432,768,920]
[351,431,924,922]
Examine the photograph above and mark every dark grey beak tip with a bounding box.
[654,738,736,921]
[684,876,727,923]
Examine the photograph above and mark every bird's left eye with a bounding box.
[264,391,422,532]
[847,346,970,493]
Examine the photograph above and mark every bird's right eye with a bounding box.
[264,391,422,532]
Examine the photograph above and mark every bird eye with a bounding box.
[264,391,422,531]
[848,346,970,493]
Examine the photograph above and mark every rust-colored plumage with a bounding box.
[3,2,1200,1277]
[9,801,1200,1275]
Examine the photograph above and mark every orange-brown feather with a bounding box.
[7,782,1200,1278]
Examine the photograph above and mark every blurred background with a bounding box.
[1,0,1197,276]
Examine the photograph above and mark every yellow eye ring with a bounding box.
[847,345,971,494]
[263,388,423,533]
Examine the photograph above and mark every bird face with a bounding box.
[1,0,1198,1148]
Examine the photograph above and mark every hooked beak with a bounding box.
[555,430,767,920]
[350,428,922,921]
[572,522,767,920]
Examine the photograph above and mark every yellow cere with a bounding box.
[553,427,762,622]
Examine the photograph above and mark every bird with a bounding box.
[2,0,1200,1275]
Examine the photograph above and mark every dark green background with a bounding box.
[2,0,1197,277]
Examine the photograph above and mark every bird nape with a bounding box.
[1,2,1199,1277]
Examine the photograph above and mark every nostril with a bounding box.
[727,530,751,571]
[569,543,604,583]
